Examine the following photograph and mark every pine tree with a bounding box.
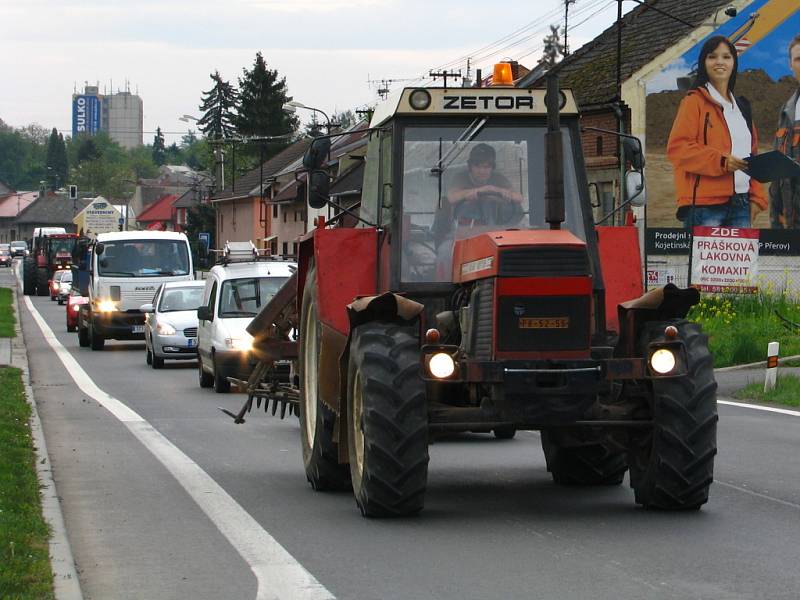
[45,127,68,189]
[152,127,166,166]
[538,25,565,69]
[236,52,298,159]
[197,71,238,141]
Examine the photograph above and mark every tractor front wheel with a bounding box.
[347,321,429,517]
[36,268,49,296]
[298,267,350,491]
[628,320,718,510]
[22,258,36,295]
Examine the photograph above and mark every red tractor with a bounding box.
[239,74,717,518]
[23,230,79,296]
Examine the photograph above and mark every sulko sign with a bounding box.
[691,226,759,294]
[72,95,101,137]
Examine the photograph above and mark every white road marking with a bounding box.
[716,481,800,511]
[718,399,800,418]
[22,294,334,600]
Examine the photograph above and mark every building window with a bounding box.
[282,242,288,255]
[596,136,603,156]
[272,205,278,219]
[283,210,287,223]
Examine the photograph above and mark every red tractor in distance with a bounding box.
[238,73,717,518]
[23,229,79,296]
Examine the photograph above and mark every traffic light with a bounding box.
[69,185,78,200]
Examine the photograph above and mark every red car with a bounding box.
[49,269,70,300]
[66,293,89,332]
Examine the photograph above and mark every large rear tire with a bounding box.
[36,268,49,296]
[541,429,627,485]
[347,321,429,517]
[628,320,718,510]
[298,266,350,491]
[89,317,105,351]
[22,258,36,295]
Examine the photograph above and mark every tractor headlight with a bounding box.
[650,348,676,374]
[428,352,456,379]
[157,322,177,336]
[97,299,117,312]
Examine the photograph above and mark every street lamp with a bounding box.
[282,101,337,134]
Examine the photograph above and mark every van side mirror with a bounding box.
[307,170,330,209]
[140,303,154,313]
[302,138,331,170]
[197,306,212,321]
[95,242,105,256]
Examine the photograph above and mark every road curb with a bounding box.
[715,354,800,372]
[8,269,84,600]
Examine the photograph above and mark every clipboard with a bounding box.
[744,151,800,183]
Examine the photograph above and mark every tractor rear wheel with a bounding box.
[541,429,627,485]
[22,258,36,295]
[36,268,49,296]
[347,321,429,517]
[88,316,105,350]
[628,320,718,510]
[298,266,350,491]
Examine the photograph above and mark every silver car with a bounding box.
[141,281,205,369]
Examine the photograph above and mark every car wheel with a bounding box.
[198,355,213,388]
[212,352,230,393]
[152,354,164,369]
[146,346,152,365]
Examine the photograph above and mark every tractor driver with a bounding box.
[446,143,524,226]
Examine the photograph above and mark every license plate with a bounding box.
[187,338,197,348]
[132,325,145,334]
[519,317,569,329]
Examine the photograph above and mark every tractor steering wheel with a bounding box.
[453,191,524,227]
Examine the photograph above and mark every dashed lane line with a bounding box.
[22,294,334,600]
[718,399,800,418]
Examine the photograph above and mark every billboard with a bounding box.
[644,0,800,229]
[73,198,122,238]
[72,94,101,137]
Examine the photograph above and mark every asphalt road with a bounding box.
[7,265,800,600]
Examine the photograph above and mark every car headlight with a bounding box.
[53,282,60,290]
[157,322,177,335]
[650,348,676,374]
[97,299,117,312]
[428,352,456,379]
[71,304,81,312]
[225,336,253,351]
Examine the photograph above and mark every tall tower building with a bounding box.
[71,84,143,149]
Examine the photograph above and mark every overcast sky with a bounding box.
[0,0,631,143]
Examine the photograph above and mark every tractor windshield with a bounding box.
[400,124,585,283]
[48,238,77,260]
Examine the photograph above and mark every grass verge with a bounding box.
[688,292,800,368]
[0,367,54,599]
[0,287,15,337]
[733,374,800,407]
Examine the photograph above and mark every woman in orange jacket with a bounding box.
[667,35,767,228]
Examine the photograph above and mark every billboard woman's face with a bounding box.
[791,44,800,83]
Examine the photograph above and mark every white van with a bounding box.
[197,242,295,393]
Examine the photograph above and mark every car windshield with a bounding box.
[0,250,9,256]
[11,242,26,249]
[399,124,585,283]
[53,270,67,282]
[97,239,190,277]
[49,238,76,257]
[218,277,288,318]
[159,287,204,312]
[61,272,72,283]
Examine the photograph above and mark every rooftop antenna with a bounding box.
[367,77,413,100]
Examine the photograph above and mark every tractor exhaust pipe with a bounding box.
[545,73,565,230]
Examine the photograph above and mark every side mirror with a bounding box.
[626,171,647,207]
[308,170,330,209]
[95,242,105,256]
[197,306,212,321]
[140,303,154,313]
[302,138,331,170]
[622,137,645,170]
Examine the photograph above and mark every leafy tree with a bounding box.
[332,109,358,130]
[197,71,238,141]
[236,52,298,160]
[75,136,101,163]
[45,128,68,190]
[184,201,216,249]
[538,24,565,69]
[304,113,324,138]
[152,127,166,166]
[0,127,47,189]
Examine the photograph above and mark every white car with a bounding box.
[141,281,206,369]
[197,248,295,393]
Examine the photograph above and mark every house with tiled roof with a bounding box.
[0,191,38,243]
[210,138,312,251]
[14,191,92,241]
[136,194,179,231]
[522,0,738,215]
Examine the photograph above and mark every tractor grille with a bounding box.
[499,247,589,278]
[497,295,590,352]
[183,327,198,338]
[471,279,494,360]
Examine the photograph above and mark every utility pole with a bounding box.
[429,69,461,88]
[564,0,576,55]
